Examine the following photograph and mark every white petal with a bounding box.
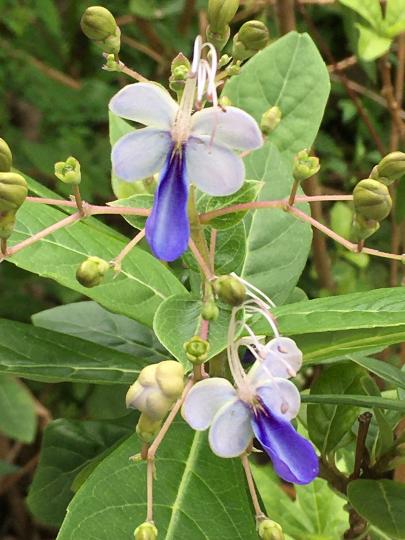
[209,399,253,458]
[185,136,245,195]
[182,378,236,431]
[263,337,303,379]
[256,378,301,421]
[109,83,178,129]
[191,106,263,151]
[112,127,171,182]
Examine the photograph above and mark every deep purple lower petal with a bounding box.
[145,146,189,261]
[251,402,319,485]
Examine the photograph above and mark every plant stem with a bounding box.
[288,179,300,206]
[111,229,145,272]
[121,64,148,83]
[352,412,372,480]
[189,238,215,281]
[72,185,84,216]
[1,239,7,256]
[275,0,296,34]
[240,454,265,520]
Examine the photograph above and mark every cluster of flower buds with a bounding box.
[350,152,405,243]
[0,138,28,241]
[293,149,320,183]
[80,6,121,56]
[134,521,157,540]
[232,20,270,62]
[55,156,81,185]
[261,106,282,135]
[76,256,110,288]
[126,361,185,443]
[206,0,239,51]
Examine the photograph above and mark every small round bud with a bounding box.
[208,0,239,33]
[136,413,162,444]
[351,214,380,242]
[206,24,231,52]
[261,106,282,135]
[258,519,285,540]
[134,521,158,540]
[80,6,120,54]
[232,21,269,61]
[218,54,232,69]
[0,139,12,172]
[55,157,81,185]
[371,151,405,185]
[293,150,320,183]
[353,179,392,221]
[0,172,28,212]
[201,300,219,321]
[183,336,210,364]
[169,53,191,93]
[213,275,246,306]
[76,256,110,288]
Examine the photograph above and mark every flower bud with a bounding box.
[353,179,392,221]
[155,361,184,399]
[218,54,232,69]
[0,172,28,213]
[80,6,120,54]
[76,256,110,288]
[183,336,210,364]
[136,413,162,444]
[206,25,231,52]
[213,275,246,306]
[169,53,191,94]
[261,106,282,135]
[351,214,380,242]
[225,62,241,77]
[293,149,320,183]
[134,521,158,540]
[55,157,81,185]
[232,21,269,61]
[208,0,239,33]
[0,139,12,172]
[258,519,285,540]
[0,211,17,240]
[201,300,219,321]
[370,151,405,185]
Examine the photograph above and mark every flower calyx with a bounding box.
[55,157,81,185]
[257,518,285,540]
[184,336,210,364]
[76,256,110,288]
[134,521,158,540]
[293,149,320,183]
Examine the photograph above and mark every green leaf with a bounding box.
[9,200,186,327]
[302,394,405,411]
[0,319,152,384]
[356,23,392,61]
[199,180,263,230]
[32,301,166,360]
[350,355,405,390]
[386,0,405,28]
[27,419,131,526]
[339,0,383,29]
[348,480,405,539]
[307,363,365,453]
[109,193,153,229]
[57,421,257,540]
[224,32,330,160]
[153,295,233,367]
[252,463,347,540]
[0,375,37,443]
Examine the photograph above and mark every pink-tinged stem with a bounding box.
[26,197,151,217]
[121,64,148,83]
[188,237,215,281]
[1,212,82,260]
[240,453,265,520]
[111,229,145,271]
[289,206,405,262]
[27,197,77,207]
[72,185,84,216]
[209,229,217,273]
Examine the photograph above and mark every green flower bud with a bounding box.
[213,275,246,306]
[206,24,231,52]
[258,519,285,540]
[351,214,380,242]
[293,149,320,183]
[225,62,241,77]
[136,413,162,444]
[55,157,81,185]
[202,300,219,321]
[208,0,239,33]
[76,256,110,288]
[169,53,191,93]
[0,172,28,212]
[0,139,12,172]
[370,151,405,184]
[80,6,120,54]
[261,106,282,135]
[134,521,158,540]
[183,336,210,364]
[155,360,184,399]
[232,21,269,61]
[0,211,17,240]
[218,54,232,69]
[353,179,392,221]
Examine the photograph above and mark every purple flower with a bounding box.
[109,81,262,261]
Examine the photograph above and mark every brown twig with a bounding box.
[275,0,296,34]
[178,0,196,34]
[351,412,372,480]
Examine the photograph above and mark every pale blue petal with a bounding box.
[209,399,253,458]
[256,379,301,421]
[145,148,189,261]
[185,136,245,195]
[109,82,178,129]
[191,106,263,150]
[263,337,303,378]
[112,128,171,182]
[182,378,237,430]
